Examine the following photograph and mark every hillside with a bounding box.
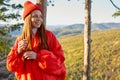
[59,29,120,80]
[52,22,120,37]
[3,22,120,37]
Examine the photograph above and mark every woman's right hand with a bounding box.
[17,39,28,54]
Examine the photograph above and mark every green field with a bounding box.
[59,29,120,80]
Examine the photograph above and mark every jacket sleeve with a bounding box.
[36,31,66,77]
[6,38,24,73]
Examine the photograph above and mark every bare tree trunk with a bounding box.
[36,0,47,26]
[83,0,91,80]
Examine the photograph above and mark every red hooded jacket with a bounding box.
[6,30,66,80]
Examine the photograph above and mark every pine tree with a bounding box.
[0,0,23,57]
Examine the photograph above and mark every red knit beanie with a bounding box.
[23,1,43,20]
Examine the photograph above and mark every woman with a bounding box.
[6,1,66,80]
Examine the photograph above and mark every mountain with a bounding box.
[51,24,84,37]
[1,22,120,37]
[46,25,66,30]
[92,23,120,30]
[51,22,120,37]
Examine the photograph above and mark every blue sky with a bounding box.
[11,0,120,25]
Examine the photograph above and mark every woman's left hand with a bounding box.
[23,51,37,60]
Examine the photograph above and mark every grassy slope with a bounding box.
[58,29,120,80]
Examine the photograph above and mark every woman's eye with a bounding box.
[32,15,42,19]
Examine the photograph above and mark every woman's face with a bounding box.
[31,10,43,28]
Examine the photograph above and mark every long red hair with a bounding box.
[19,14,49,51]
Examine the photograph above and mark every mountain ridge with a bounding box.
[51,22,120,37]
[1,22,120,37]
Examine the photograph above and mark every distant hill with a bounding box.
[1,22,120,37]
[92,23,120,30]
[51,22,120,37]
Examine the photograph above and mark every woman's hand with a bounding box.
[23,51,37,60]
[17,39,28,54]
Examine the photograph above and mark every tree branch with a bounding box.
[110,0,120,10]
